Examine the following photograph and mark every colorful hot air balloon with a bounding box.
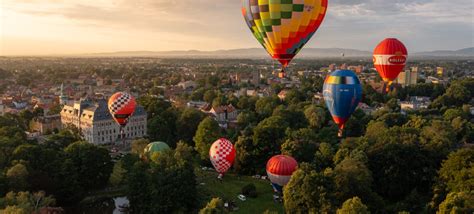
[144,141,170,160]
[209,138,236,178]
[373,38,408,92]
[323,70,362,137]
[266,155,298,193]
[108,92,136,127]
[242,0,328,76]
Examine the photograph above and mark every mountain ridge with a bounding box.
[80,47,474,58]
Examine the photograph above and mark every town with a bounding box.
[0,56,472,213]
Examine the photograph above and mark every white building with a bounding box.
[203,104,238,129]
[60,99,147,145]
[397,69,418,87]
[400,96,431,112]
[177,81,197,90]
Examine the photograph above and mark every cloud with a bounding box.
[1,0,473,54]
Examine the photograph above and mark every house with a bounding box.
[30,115,62,134]
[177,81,197,90]
[187,101,209,109]
[278,90,288,100]
[400,96,431,112]
[206,104,238,128]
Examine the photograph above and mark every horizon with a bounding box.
[1,0,473,56]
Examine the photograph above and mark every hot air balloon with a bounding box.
[323,70,362,137]
[242,0,328,77]
[108,92,136,145]
[144,141,170,160]
[266,155,298,193]
[373,38,408,92]
[209,138,236,178]
[108,92,136,127]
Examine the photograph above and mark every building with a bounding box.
[60,99,147,145]
[204,104,238,128]
[348,65,364,73]
[329,64,336,71]
[400,96,431,112]
[252,70,261,86]
[0,100,4,116]
[278,89,288,100]
[59,83,69,105]
[397,69,418,87]
[187,101,209,109]
[437,67,444,77]
[177,81,197,90]
[30,115,62,134]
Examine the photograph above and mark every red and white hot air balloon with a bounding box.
[209,138,236,178]
[108,92,136,127]
[266,155,298,193]
[373,38,408,92]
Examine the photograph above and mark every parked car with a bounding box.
[237,194,246,201]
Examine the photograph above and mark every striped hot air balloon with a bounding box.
[209,138,236,178]
[242,0,328,76]
[373,38,408,92]
[266,155,298,193]
[323,70,362,137]
[108,92,136,127]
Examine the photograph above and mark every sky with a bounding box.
[1,0,473,55]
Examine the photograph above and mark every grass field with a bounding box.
[196,169,284,213]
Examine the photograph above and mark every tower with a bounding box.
[59,83,68,105]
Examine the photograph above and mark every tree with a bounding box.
[63,141,113,190]
[367,143,436,202]
[237,111,258,128]
[337,197,370,214]
[443,108,467,121]
[313,143,335,170]
[6,163,29,191]
[1,191,56,213]
[148,115,176,146]
[420,120,457,156]
[194,117,221,161]
[128,149,197,213]
[241,183,257,198]
[200,198,226,214]
[304,105,326,129]
[109,160,127,187]
[131,138,149,157]
[255,97,280,118]
[272,105,308,129]
[234,133,258,175]
[438,148,473,194]
[333,158,374,203]
[177,108,205,145]
[253,116,289,166]
[204,90,217,103]
[437,191,474,213]
[281,137,317,163]
[283,164,335,213]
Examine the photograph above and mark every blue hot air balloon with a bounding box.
[323,70,362,137]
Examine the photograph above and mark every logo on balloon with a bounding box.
[388,55,406,65]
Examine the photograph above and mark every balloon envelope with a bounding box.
[108,92,136,127]
[242,0,328,68]
[209,138,236,175]
[144,142,170,159]
[373,38,408,83]
[266,155,298,192]
[323,70,362,136]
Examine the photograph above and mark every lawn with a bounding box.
[196,169,284,213]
